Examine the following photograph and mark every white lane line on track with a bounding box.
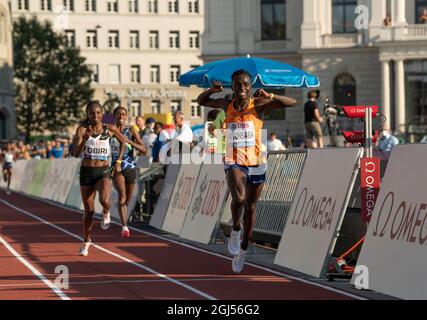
[0,276,271,288]
[6,193,368,301]
[0,199,217,301]
[0,235,70,300]
[36,198,367,300]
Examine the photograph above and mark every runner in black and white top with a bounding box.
[73,101,131,257]
[1,143,14,195]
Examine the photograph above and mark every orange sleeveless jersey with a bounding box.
[224,98,266,167]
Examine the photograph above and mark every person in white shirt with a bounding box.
[171,111,193,144]
[377,125,399,152]
[267,133,286,151]
[142,118,158,158]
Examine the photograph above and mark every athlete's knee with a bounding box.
[231,191,246,207]
[118,195,127,207]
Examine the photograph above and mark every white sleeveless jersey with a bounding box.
[4,152,13,163]
[83,126,111,161]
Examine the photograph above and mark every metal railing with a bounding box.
[405,24,427,40]
[322,33,358,48]
[219,150,307,242]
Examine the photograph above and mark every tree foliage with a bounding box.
[13,16,94,141]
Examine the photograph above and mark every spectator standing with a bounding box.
[304,90,324,148]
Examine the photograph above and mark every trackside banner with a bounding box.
[180,164,228,244]
[161,164,202,235]
[149,164,181,229]
[274,148,363,278]
[352,144,427,300]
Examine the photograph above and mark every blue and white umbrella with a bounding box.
[179,56,320,89]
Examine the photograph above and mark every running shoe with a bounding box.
[101,212,111,230]
[121,226,131,238]
[232,249,247,274]
[228,227,242,256]
[79,242,91,257]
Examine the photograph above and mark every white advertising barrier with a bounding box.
[9,160,27,191]
[149,164,181,229]
[352,144,427,300]
[19,159,38,194]
[161,164,202,235]
[180,164,228,244]
[55,158,81,204]
[65,166,85,211]
[274,148,363,278]
[40,159,65,201]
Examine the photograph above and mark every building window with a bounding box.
[170,65,181,83]
[169,0,179,13]
[332,0,357,34]
[63,0,75,11]
[333,73,356,107]
[189,31,200,48]
[261,0,286,40]
[18,0,30,10]
[130,65,141,83]
[405,60,427,141]
[107,0,119,12]
[64,30,76,47]
[171,100,182,113]
[129,0,139,13]
[150,65,160,83]
[40,0,52,11]
[86,30,98,48]
[169,31,180,48]
[89,64,99,83]
[85,0,97,12]
[188,0,199,13]
[191,101,202,118]
[130,101,142,118]
[130,31,140,49]
[151,100,161,114]
[416,0,427,24]
[148,0,158,13]
[109,65,121,84]
[149,31,159,48]
[108,31,120,48]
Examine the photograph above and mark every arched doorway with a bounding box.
[333,73,356,107]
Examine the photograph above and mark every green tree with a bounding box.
[13,16,94,142]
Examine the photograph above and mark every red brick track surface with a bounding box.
[0,190,362,301]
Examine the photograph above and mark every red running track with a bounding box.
[0,190,362,300]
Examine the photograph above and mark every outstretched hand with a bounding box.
[211,81,224,93]
[253,89,273,100]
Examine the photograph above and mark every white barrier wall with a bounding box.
[149,164,181,229]
[352,144,427,300]
[161,164,202,235]
[274,148,363,278]
[180,164,228,244]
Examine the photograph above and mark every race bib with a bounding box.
[227,121,256,148]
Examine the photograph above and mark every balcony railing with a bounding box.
[322,33,358,48]
[405,24,427,40]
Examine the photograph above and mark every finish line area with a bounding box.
[0,189,369,301]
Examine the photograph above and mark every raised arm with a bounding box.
[196,81,230,110]
[253,89,298,111]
